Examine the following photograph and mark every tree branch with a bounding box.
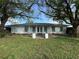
[39,9,55,17]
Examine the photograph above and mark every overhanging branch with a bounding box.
[39,9,55,17]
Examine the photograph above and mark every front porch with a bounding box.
[25,25,66,34]
[26,26,49,34]
[10,24,66,35]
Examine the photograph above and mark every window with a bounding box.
[44,26,47,33]
[32,27,35,32]
[60,27,63,32]
[52,27,55,32]
[25,27,28,32]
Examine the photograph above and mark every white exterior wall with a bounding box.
[47,26,52,33]
[47,26,65,34]
[63,27,66,34]
[53,27,63,34]
[11,26,25,34]
[10,25,66,34]
[55,27,61,32]
[29,26,32,33]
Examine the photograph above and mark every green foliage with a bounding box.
[38,0,79,37]
[0,0,5,3]
[0,0,35,17]
[0,29,11,38]
[0,0,35,34]
[0,31,6,38]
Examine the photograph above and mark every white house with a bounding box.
[5,17,69,34]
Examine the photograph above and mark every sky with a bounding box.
[5,2,66,26]
[5,0,72,26]
[5,0,52,26]
[15,0,49,20]
[31,3,49,20]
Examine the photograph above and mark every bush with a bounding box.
[0,30,6,38]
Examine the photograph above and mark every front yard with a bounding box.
[0,35,79,59]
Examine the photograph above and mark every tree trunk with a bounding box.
[0,14,9,38]
[0,14,9,32]
[72,25,78,37]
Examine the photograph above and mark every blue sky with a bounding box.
[5,3,68,26]
[31,4,48,20]
[5,1,54,26]
[13,0,49,20]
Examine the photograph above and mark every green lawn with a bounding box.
[0,35,79,59]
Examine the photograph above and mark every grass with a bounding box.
[0,35,79,59]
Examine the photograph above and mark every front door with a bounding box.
[37,26,42,33]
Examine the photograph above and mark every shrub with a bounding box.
[0,31,6,38]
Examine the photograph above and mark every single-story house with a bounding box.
[5,17,71,34]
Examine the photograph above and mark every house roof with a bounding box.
[5,17,70,27]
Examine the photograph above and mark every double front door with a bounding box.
[37,27,42,33]
[36,26,47,33]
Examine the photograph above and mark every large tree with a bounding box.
[0,0,35,31]
[39,0,79,37]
